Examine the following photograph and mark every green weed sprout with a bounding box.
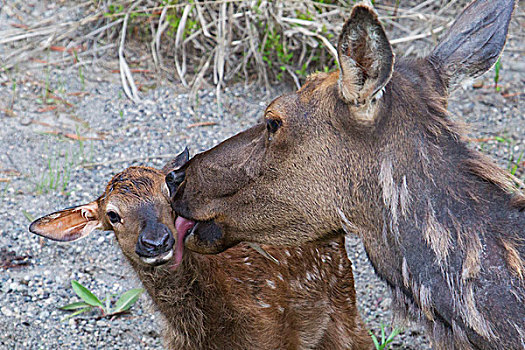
[369,323,401,350]
[494,58,501,92]
[60,280,144,321]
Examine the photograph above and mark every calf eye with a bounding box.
[266,118,282,134]
[107,211,121,224]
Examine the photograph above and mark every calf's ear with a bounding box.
[29,202,102,242]
[338,3,394,110]
[163,147,190,198]
[429,0,516,91]
[162,147,190,174]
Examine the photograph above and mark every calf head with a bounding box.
[171,0,515,252]
[29,151,191,268]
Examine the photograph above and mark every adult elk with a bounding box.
[170,0,524,349]
[29,152,371,350]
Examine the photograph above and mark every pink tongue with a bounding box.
[172,217,196,269]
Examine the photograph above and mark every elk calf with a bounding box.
[29,153,371,350]
[169,0,524,349]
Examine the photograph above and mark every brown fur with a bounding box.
[171,1,523,349]
[30,166,371,350]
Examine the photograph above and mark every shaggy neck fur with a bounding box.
[346,60,525,350]
[128,252,246,350]
[127,238,372,350]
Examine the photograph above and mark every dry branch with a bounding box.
[118,1,142,103]
[1,0,468,100]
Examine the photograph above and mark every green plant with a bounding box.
[35,149,74,195]
[9,77,17,109]
[369,323,401,350]
[1,182,9,198]
[44,67,51,101]
[493,136,510,144]
[163,2,199,39]
[296,9,314,21]
[56,77,66,94]
[261,28,294,81]
[106,3,124,16]
[510,150,523,177]
[36,67,55,105]
[295,62,308,78]
[493,136,522,175]
[22,210,35,222]
[75,126,91,164]
[258,15,337,83]
[60,280,144,321]
[72,50,85,90]
[494,58,501,92]
[35,133,94,194]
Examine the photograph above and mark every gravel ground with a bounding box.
[0,1,523,349]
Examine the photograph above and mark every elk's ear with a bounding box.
[161,147,190,174]
[29,202,102,242]
[338,3,394,109]
[429,0,515,91]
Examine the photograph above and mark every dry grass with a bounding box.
[0,0,472,98]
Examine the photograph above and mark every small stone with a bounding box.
[96,320,107,327]
[9,282,24,292]
[1,306,14,317]
[472,79,484,89]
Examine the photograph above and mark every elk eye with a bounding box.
[107,211,121,224]
[266,118,282,134]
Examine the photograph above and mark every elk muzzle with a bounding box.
[165,152,234,254]
[184,220,231,254]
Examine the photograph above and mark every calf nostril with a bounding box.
[139,235,157,249]
[136,223,175,258]
[160,231,170,247]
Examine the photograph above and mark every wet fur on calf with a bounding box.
[133,238,371,350]
[171,0,524,349]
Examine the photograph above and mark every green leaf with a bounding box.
[71,280,104,308]
[511,151,523,176]
[61,307,91,322]
[386,328,401,343]
[59,301,91,311]
[21,210,35,222]
[112,288,144,313]
[369,331,381,349]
